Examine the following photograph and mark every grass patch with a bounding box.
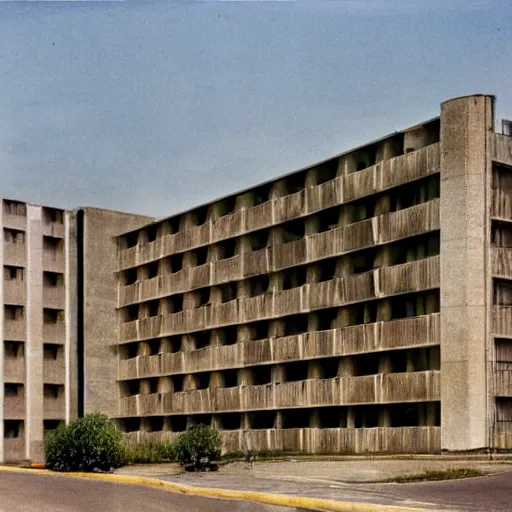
[391,468,485,483]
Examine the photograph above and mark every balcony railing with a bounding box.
[492,248,512,278]
[4,318,26,341]
[42,222,64,238]
[42,286,65,310]
[3,437,26,462]
[3,243,25,266]
[43,396,65,419]
[119,371,439,416]
[4,394,25,419]
[119,256,440,342]
[493,306,512,337]
[43,358,66,385]
[494,133,512,167]
[118,314,439,380]
[492,189,512,221]
[42,249,64,272]
[43,322,65,344]
[3,279,25,305]
[3,213,26,231]
[496,365,512,397]
[4,356,25,383]
[118,144,441,271]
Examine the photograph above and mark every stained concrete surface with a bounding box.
[0,471,303,512]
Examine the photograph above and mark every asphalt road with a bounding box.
[0,472,306,512]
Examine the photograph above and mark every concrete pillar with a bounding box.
[378,353,392,374]
[440,95,493,451]
[272,365,285,385]
[377,299,392,322]
[346,407,356,428]
[140,380,151,395]
[307,313,319,332]
[275,412,283,430]
[306,264,321,284]
[269,320,285,338]
[307,361,322,379]
[338,357,355,377]
[305,215,320,236]
[310,409,321,428]
[182,335,196,352]
[238,325,254,342]
[378,407,391,427]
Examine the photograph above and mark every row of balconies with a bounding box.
[3,244,64,271]
[3,279,65,309]
[3,319,65,343]
[494,133,512,168]
[119,200,440,307]
[3,357,64,384]
[125,426,441,454]
[4,394,65,420]
[118,144,440,271]
[119,256,440,342]
[119,370,440,417]
[118,313,440,380]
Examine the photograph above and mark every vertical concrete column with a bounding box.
[140,379,151,395]
[26,206,44,462]
[346,407,356,428]
[378,407,391,427]
[238,324,254,342]
[338,356,355,377]
[305,215,319,237]
[307,361,322,379]
[440,95,494,451]
[307,312,319,332]
[310,409,321,428]
[378,353,392,374]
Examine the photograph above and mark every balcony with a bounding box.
[120,395,140,416]
[496,365,512,397]
[344,165,377,202]
[211,210,244,243]
[189,263,211,289]
[43,322,65,344]
[246,201,273,232]
[42,286,65,310]
[140,393,162,415]
[3,279,25,305]
[139,355,161,378]
[494,133,512,167]
[42,222,64,238]
[214,255,242,284]
[3,437,25,462]
[42,249,64,272]
[4,356,25,383]
[43,396,65,419]
[273,239,307,271]
[492,189,512,221]
[118,357,139,381]
[493,306,512,337]
[4,318,25,341]
[43,358,66,385]
[378,256,440,297]
[221,426,440,454]
[4,394,25,419]
[307,177,342,213]
[243,248,269,278]
[3,213,26,231]
[3,242,25,266]
[492,248,512,279]
[274,190,305,225]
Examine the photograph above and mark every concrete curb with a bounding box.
[0,465,437,512]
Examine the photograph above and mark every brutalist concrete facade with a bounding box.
[115,94,512,454]
[0,203,151,463]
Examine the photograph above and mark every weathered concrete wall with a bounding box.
[82,208,153,417]
[440,95,494,451]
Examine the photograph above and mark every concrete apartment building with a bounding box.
[115,94,512,455]
[0,203,151,463]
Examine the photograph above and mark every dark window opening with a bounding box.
[353,353,380,376]
[5,266,23,281]
[169,294,183,313]
[218,239,237,260]
[169,217,180,234]
[247,411,275,429]
[282,267,307,290]
[121,343,139,359]
[125,304,139,322]
[250,366,272,386]
[43,308,62,324]
[283,314,308,336]
[319,407,347,428]
[388,350,408,373]
[250,230,270,251]
[282,409,310,429]
[147,378,159,394]
[147,417,164,432]
[188,415,212,428]
[217,197,236,217]
[317,308,338,331]
[318,259,337,282]
[316,207,341,233]
[4,341,23,358]
[4,228,25,244]
[124,232,138,249]
[43,344,61,360]
[44,420,63,431]
[352,250,376,274]
[390,404,420,427]
[170,254,183,273]
[195,247,208,266]
[5,305,24,321]
[3,200,26,216]
[281,219,305,244]
[4,420,23,439]
[249,321,269,341]
[353,145,378,172]
[146,225,158,243]
[316,159,339,185]
[216,413,241,430]
[197,288,211,307]
[253,185,271,206]
[147,262,159,279]
[124,268,137,285]
[148,339,160,356]
[169,416,187,432]
[221,282,237,303]
[43,271,61,287]
[147,300,160,317]
[282,361,309,382]
[194,207,209,226]
[354,405,379,428]
[44,384,63,398]
[218,326,238,345]
[43,236,61,252]
[172,375,184,393]
[248,275,270,297]
[221,370,238,388]
[5,383,22,397]
[196,372,211,390]
[317,358,339,379]
[120,418,141,433]
[284,172,306,196]
[348,197,376,223]
[122,380,140,397]
[168,336,182,353]
[195,331,210,350]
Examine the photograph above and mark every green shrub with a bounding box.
[174,425,221,465]
[124,441,177,465]
[45,414,128,472]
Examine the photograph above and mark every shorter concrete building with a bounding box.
[0,201,151,463]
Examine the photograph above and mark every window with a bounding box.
[4,266,23,281]
[5,341,24,358]
[5,383,22,397]
[44,384,63,399]
[4,228,24,244]
[43,272,61,287]
[43,309,64,324]
[43,344,61,360]
[5,305,23,321]
[4,420,23,439]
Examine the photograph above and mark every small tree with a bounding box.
[174,425,221,470]
[45,414,127,472]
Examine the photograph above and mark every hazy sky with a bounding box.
[1,0,511,218]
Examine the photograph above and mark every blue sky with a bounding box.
[0,0,511,218]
